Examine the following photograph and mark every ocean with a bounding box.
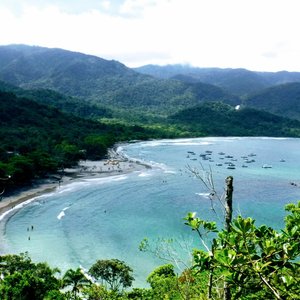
[1,137,300,286]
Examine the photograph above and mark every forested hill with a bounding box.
[135,64,300,96]
[169,102,300,137]
[0,80,112,119]
[3,44,300,121]
[0,45,239,114]
[245,82,300,120]
[0,91,162,189]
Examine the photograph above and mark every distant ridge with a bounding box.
[169,101,300,136]
[245,82,300,120]
[134,64,300,96]
[0,80,112,119]
[0,44,239,114]
[2,44,300,123]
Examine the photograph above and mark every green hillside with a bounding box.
[0,91,164,189]
[169,102,300,136]
[0,80,112,119]
[0,45,239,116]
[245,82,300,120]
[135,64,300,96]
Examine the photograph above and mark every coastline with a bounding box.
[0,155,150,220]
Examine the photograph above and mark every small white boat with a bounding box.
[262,164,272,169]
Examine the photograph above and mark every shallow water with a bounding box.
[2,137,300,286]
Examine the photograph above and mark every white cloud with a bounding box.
[100,0,111,11]
[119,0,159,16]
[1,0,300,71]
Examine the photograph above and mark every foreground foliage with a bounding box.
[89,259,134,292]
[184,201,300,299]
[0,201,299,299]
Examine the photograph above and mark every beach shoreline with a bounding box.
[0,155,150,220]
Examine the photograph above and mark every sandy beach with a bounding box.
[0,154,150,219]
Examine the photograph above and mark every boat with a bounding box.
[262,164,272,169]
[245,159,255,163]
[248,153,256,157]
[226,163,235,169]
[227,166,236,169]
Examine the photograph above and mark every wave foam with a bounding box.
[138,172,152,177]
[0,195,42,222]
[57,211,65,220]
[57,206,70,220]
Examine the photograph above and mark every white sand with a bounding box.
[0,157,150,217]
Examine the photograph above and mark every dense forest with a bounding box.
[0,90,169,192]
[169,101,300,136]
[3,45,300,122]
[245,82,300,120]
[135,64,300,97]
[0,45,238,117]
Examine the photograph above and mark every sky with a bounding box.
[0,0,300,72]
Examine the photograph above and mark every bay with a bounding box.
[2,137,300,286]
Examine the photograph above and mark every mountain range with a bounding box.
[135,64,300,97]
[1,44,300,124]
[0,45,238,118]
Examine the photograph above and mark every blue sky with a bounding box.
[0,0,299,72]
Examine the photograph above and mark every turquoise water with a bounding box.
[1,137,300,286]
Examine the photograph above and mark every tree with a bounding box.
[82,284,111,300]
[185,167,299,299]
[185,201,300,299]
[7,155,34,184]
[88,259,134,292]
[185,167,234,299]
[84,135,114,160]
[146,264,178,299]
[0,253,61,300]
[62,268,91,299]
[55,141,82,167]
